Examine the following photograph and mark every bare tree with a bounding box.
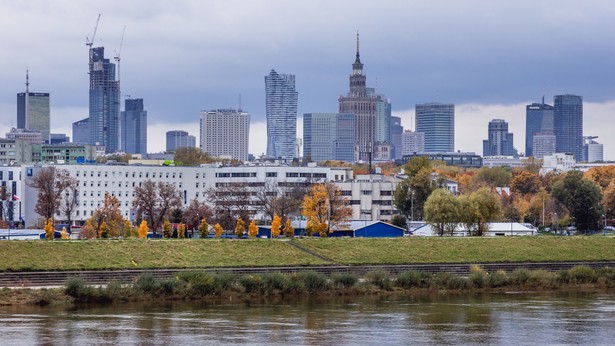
[183,198,214,230]
[58,175,79,232]
[205,182,252,230]
[26,167,75,222]
[132,180,182,236]
[255,180,308,223]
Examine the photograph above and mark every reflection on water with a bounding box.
[1,291,614,345]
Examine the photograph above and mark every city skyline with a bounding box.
[1,1,615,158]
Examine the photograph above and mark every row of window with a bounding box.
[76,171,187,179]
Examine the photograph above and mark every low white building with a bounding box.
[336,174,401,222]
[413,222,536,236]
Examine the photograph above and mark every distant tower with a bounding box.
[303,113,355,162]
[525,100,554,157]
[265,69,298,160]
[482,119,517,157]
[554,94,583,161]
[121,98,147,155]
[166,130,196,152]
[389,116,403,160]
[17,70,50,143]
[415,103,454,152]
[89,46,120,153]
[200,109,250,161]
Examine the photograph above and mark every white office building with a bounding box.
[200,109,249,161]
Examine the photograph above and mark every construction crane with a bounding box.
[86,14,101,48]
[114,26,126,84]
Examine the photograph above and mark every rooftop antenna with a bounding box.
[238,94,242,112]
[25,68,30,127]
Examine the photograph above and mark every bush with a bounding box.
[159,278,182,295]
[262,272,289,294]
[527,270,558,288]
[214,273,237,292]
[133,274,161,294]
[568,266,597,284]
[240,275,265,294]
[102,280,125,302]
[596,267,615,285]
[365,269,392,290]
[433,272,468,290]
[176,271,217,296]
[468,265,487,288]
[396,270,430,288]
[486,270,509,288]
[331,273,359,289]
[510,269,530,286]
[65,277,93,300]
[297,271,328,293]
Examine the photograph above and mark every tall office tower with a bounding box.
[415,103,455,152]
[72,118,90,144]
[339,33,377,161]
[374,93,391,144]
[200,109,249,161]
[303,113,356,163]
[525,101,554,157]
[583,136,603,162]
[17,70,50,143]
[390,116,403,160]
[554,94,583,161]
[532,132,556,159]
[401,130,425,156]
[121,98,147,155]
[166,130,196,152]
[89,47,120,153]
[265,69,298,160]
[482,119,517,157]
[50,133,70,145]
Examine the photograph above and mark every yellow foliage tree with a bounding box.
[138,220,149,239]
[305,219,315,237]
[199,218,209,238]
[44,218,54,239]
[235,218,245,238]
[79,219,97,239]
[283,218,294,238]
[214,223,223,238]
[60,227,70,240]
[99,220,108,238]
[271,214,281,238]
[302,183,351,236]
[124,220,134,238]
[178,223,186,239]
[163,219,172,238]
[248,219,258,238]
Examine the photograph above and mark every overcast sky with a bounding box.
[1,0,615,157]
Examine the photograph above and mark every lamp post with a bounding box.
[554,213,559,236]
[603,214,607,236]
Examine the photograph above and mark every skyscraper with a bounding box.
[200,109,249,161]
[401,130,425,156]
[532,132,556,159]
[17,70,50,143]
[265,69,298,160]
[72,118,90,144]
[554,94,583,161]
[166,130,196,152]
[415,103,454,152]
[389,116,403,160]
[583,136,603,163]
[121,98,147,155]
[303,113,355,163]
[482,119,517,157]
[525,101,554,157]
[339,33,378,162]
[89,46,120,153]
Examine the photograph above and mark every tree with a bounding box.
[138,220,149,239]
[133,180,182,237]
[205,183,251,230]
[254,180,306,223]
[44,218,54,239]
[602,181,615,220]
[424,189,461,236]
[510,171,541,195]
[173,147,216,166]
[283,218,294,238]
[163,219,172,238]
[27,167,76,222]
[199,218,209,238]
[248,219,258,238]
[99,220,108,239]
[271,214,281,238]
[124,220,135,238]
[390,214,407,229]
[80,219,97,239]
[305,218,315,237]
[552,170,603,232]
[459,188,502,236]
[183,198,214,231]
[302,183,352,235]
[178,223,186,239]
[235,218,245,238]
[584,166,615,191]
[57,175,79,232]
[60,227,70,240]
[214,223,223,238]
[394,158,436,221]
[91,194,125,238]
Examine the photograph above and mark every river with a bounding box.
[1,291,614,345]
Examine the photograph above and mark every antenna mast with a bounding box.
[25,69,30,127]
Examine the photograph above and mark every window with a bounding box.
[341,190,352,196]
[362,190,372,195]
[266,172,277,178]
[286,172,299,178]
[313,173,327,179]
[381,190,392,196]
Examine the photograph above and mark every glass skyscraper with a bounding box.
[525,102,554,157]
[17,92,50,144]
[121,98,147,155]
[303,113,355,163]
[166,130,196,152]
[265,69,298,160]
[482,119,517,157]
[554,94,583,161]
[89,47,120,153]
[415,103,455,153]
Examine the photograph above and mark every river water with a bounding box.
[1,291,614,345]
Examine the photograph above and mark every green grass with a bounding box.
[1,236,615,272]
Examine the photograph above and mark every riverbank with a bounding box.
[1,237,615,271]
[2,265,614,306]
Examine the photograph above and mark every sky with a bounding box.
[1,0,615,158]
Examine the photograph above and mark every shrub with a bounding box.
[396,270,430,288]
[103,280,125,301]
[510,269,530,286]
[261,272,289,294]
[527,270,558,288]
[159,278,182,295]
[568,266,597,284]
[433,272,467,290]
[331,273,359,289]
[286,273,306,293]
[298,271,328,293]
[365,269,392,290]
[469,265,487,288]
[214,273,237,292]
[240,275,265,294]
[177,271,218,296]
[133,274,161,294]
[65,277,93,300]
[486,270,509,288]
[596,267,615,285]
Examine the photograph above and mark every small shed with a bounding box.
[257,220,404,238]
[413,222,536,237]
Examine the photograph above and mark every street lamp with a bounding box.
[554,213,559,236]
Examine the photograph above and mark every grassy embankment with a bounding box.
[0,237,614,271]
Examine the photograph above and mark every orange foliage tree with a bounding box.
[248,219,258,238]
[283,218,294,238]
[138,220,149,239]
[271,214,281,238]
[235,218,245,238]
[214,223,223,238]
[302,183,351,236]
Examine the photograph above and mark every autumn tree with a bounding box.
[584,166,615,191]
[302,183,352,235]
[459,188,502,236]
[60,227,70,240]
[602,181,615,220]
[99,220,108,238]
[423,189,461,236]
[235,217,245,238]
[214,223,223,238]
[138,220,149,239]
[124,220,135,238]
[163,219,172,238]
[469,166,512,191]
[183,198,214,231]
[133,180,182,237]
[79,219,97,239]
[248,219,258,238]
[271,214,281,238]
[199,218,209,238]
[394,157,436,221]
[27,167,76,222]
[283,218,294,238]
[44,218,54,239]
[305,218,315,237]
[255,180,306,223]
[173,147,216,166]
[205,183,251,230]
[510,171,541,195]
[91,194,125,238]
[552,170,603,232]
[178,223,186,238]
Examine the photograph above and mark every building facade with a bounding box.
[50,134,70,145]
[5,128,43,145]
[401,130,425,156]
[121,98,147,156]
[200,109,249,161]
[303,113,356,163]
[554,94,583,161]
[17,92,50,144]
[482,119,517,157]
[89,47,120,153]
[265,69,298,160]
[415,103,454,152]
[389,116,403,160]
[72,118,90,145]
[374,93,392,145]
[166,130,196,152]
[532,132,556,159]
[525,102,554,157]
[583,137,604,163]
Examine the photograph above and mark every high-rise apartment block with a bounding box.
[525,101,554,157]
[166,130,196,152]
[554,94,583,161]
[89,47,120,153]
[303,113,355,163]
[200,109,249,161]
[121,98,147,155]
[532,132,556,159]
[483,119,517,157]
[415,103,454,153]
[389,116,403,160]
[17,71,50,143]
[401,130,425,156]
[265,69,298,160]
